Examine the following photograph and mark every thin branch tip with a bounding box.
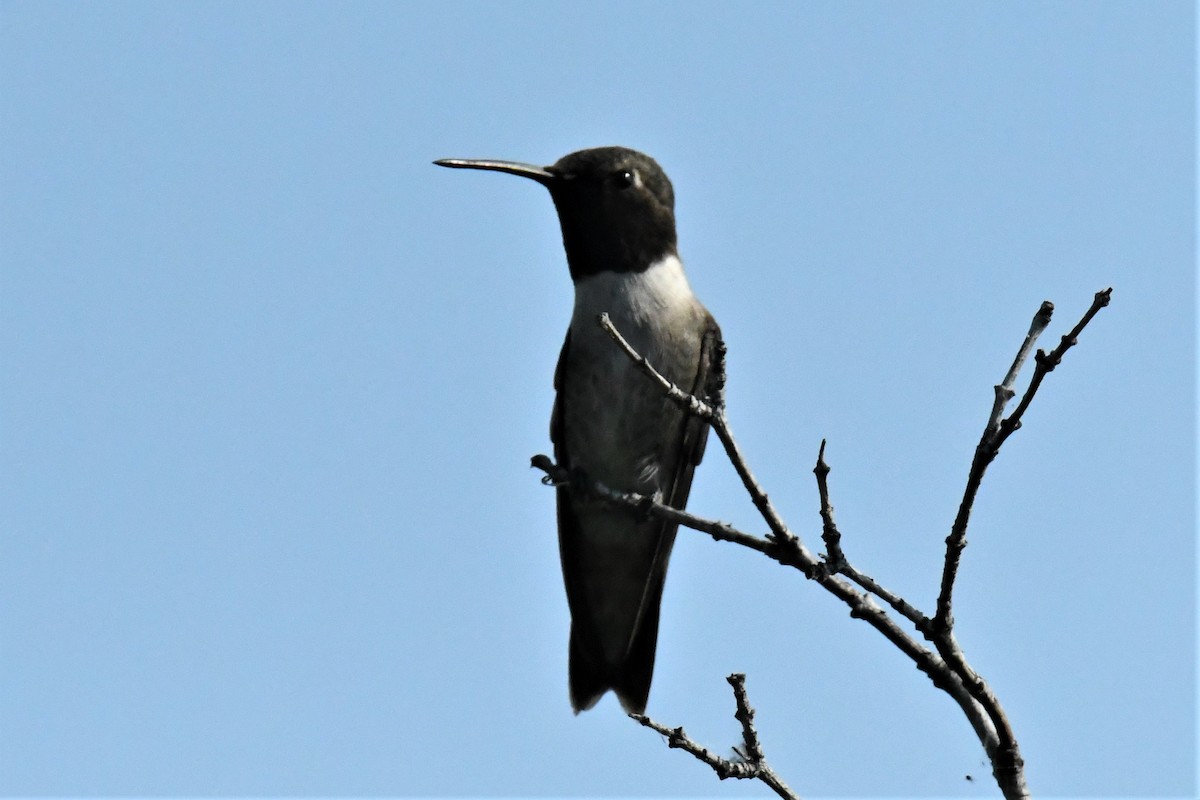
[814,439,829,476]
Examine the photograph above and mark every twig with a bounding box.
[539,293,1110,799]
[598,313,799,549]
[813,441,929,628]
[936,289,1113,633]
[812,440,844,568]
[630,674,798,800]
[998,288,1112,442]
[595,312,716,421]
[985,301,1055,440]
[530,454,775,554]
[927,289,1110,798]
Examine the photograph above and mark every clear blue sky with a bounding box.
[1,2,1194,797]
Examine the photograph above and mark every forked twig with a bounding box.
[630,674,797,800]
[936,288,1111,634]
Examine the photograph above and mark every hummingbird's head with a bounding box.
[435,146,678,280]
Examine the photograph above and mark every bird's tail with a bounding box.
[568,630,609,713]
[568,597,662,715]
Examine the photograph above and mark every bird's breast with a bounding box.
[562,254,706,493]
[568,253,701,358]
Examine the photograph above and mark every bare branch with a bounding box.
[926,290,1110,799]
[598,312,799,549]
[998,288,1112,443]
[542,293,1111,799]
[812,439,844,567]
[631,674,798,800]
[727,674,765,762]
[986,301,1055,440]
[530,454,776,554]
[931,631,1028,797]
[813,442,930,628]
[936,290,1113,633]
[629,714,755,777]
[595,312,716,421]
[590,311,1011,766]
[838,564,929,631]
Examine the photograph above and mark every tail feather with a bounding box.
[568,598,662,715]
[568,628,608,713]
[612,589,661,715]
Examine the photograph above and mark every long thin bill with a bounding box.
[433,158,554,185]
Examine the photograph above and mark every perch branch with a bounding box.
[535,292,1109,799]
[598,312,799,549]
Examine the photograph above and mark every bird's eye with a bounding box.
[614,169,635,189]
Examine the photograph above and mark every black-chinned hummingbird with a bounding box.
[435,147,721,714]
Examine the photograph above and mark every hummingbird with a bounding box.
[435,147,721,714]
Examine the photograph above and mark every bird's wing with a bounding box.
[613,313,722,711]
[665,312,723,507]
[550,330,569,452]
[628,312,722,630]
